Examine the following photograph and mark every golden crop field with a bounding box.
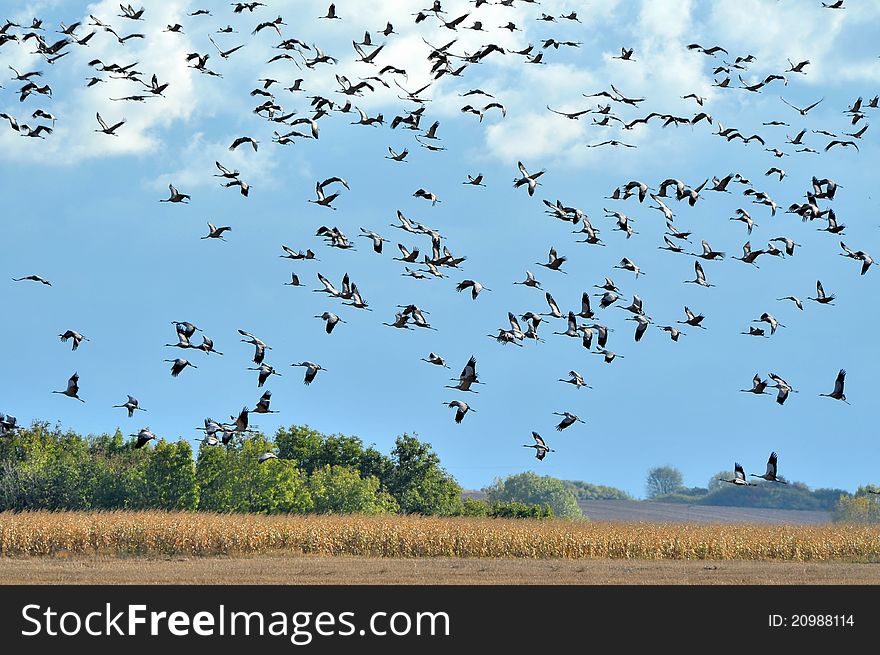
[0,512,878,562]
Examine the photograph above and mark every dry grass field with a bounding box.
[1,512,879,584]
[2,555,880,585]
[0,512,878,557]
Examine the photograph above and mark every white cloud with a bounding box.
[0,0,206,164]
[706,0,852,84]
[148,130,284,194]
[0,0,876,174]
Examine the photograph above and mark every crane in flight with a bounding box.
[523,432,554,460]
[750,452,787,483]
[819,369,849,404]
[443,400,474,423]
[113,395,146,417]
[52,372,85,402]
[553,412,585,431]
[718,463,756,486]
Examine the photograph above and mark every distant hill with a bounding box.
[575,500,832,525]
[653,481,848,511]
[561,479,633,501]
[461,492,833,524]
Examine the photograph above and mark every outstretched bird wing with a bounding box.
[834,369,846,396]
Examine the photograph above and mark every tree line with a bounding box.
[643,464,873,513]
[0,422,558,518]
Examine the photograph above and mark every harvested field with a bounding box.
[1,512,878,562]
[1,555,879,585]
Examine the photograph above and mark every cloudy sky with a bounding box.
[1,0,878,497]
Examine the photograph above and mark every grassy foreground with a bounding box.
[1,512,879,562]
[4,557,880,585]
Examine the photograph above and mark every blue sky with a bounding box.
[1,0,878,498]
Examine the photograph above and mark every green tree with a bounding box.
[489,500,553,518]
[90,445,150,509]
[812,487,848,509]
[834,495,880,523]
[384,434,462,515]
[0,461,41,510]
[144,440,198,510]
[645,465,684,499]
[275,425,391,482]
[456,498,554,518]
[275,425,328,471]
[308,465,398,514]
[484,472,583,519]
[194,443,235,512]
[562,480,632,500]
[0,422,98,510]
[458,497,490,517]
[196,435,312,513]
[707,470,734,493]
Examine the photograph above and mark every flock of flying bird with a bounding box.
[0,1,876,491]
